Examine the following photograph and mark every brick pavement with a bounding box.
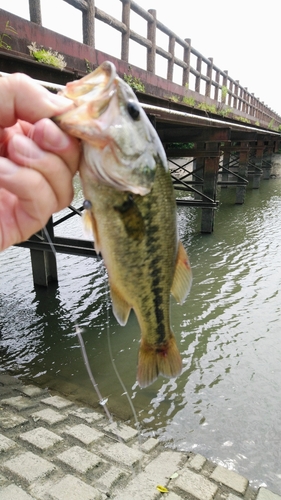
[0,372,280,500]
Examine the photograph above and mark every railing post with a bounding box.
[147,9,156,73]
[183,38,191,88]
[167,35,175,81]
[243,87,248,113]
[233,80,239,110]
[228,80,233,107]
[195,56,202,94]
[121,0,130,62]
[205,57,213,98]
[29,0,42,24]
[214,70,220,101]
[250,93,255,119]
[82,0,95,47]
[222,70,228,103]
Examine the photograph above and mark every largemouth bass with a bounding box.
[54,61,192,388]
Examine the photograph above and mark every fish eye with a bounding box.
[127,101,140,120]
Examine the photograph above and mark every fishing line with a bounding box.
[104,275,142,439]
[43,225,56,256]
[75,323,113,423]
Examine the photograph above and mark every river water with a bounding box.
[1,162,281,494]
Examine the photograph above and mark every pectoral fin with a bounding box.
[110,285,131,326]
[171,241,192,304]
[82,209,101,254]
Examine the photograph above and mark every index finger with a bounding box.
[0,73,74,129]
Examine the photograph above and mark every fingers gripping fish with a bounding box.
[54,61,192,388]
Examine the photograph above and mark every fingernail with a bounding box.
[42,119,70,150]
[47,92,74,110]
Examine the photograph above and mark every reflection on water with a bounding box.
[1,172,281,493]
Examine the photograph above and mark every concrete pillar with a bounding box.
[201,143,220,233]
[236,142,249,204]
[30,218,58,287]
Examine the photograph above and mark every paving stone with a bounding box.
[175,467,218,500]
[0,484,35,500]
[3,451,56,483]
[113,450,183,500]
[0,374,21,386]
[17,385,46,398]
[31,408,67,425]
[188,453,207,471]
[113,473,159,500]
[0,433,17,452]
[144,450,183,479]
[0,386,12,397]
[20,427,63,450]
[210,465,248,494]
[140,437,159,453]
[46,474,103,500]
[0,473,7,486]
[42,395,74,409]
[103,421,138,442]
[256,488,281,500]
[226,494,243,500]
[0,410,28,429]
[96,465,127,494]
[99,441,143,468]
[1,396,38,411]
[57,445,102,474]
[64,423,103,445]
[165,493,183,500]
[69,407,104,423]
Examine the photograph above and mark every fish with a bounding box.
[54,61,192,388]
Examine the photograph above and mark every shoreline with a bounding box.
[0,372,280,500]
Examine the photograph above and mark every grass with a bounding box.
[0,20,17,50]
[123,73,145,92]
[28,42,66,70]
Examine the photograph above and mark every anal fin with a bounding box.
[171,241,192,304]
[110,285,131,326]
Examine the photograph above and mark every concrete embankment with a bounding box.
[0,372,280,500]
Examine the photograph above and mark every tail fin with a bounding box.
[137,336,182,388]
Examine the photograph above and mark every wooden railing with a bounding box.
[22,0,281,128]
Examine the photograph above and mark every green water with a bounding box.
[1,171,281,493]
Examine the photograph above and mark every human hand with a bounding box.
[0,73,81,252]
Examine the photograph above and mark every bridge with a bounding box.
[0,0,280,285]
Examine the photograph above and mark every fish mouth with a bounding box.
[54,61,118,136]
